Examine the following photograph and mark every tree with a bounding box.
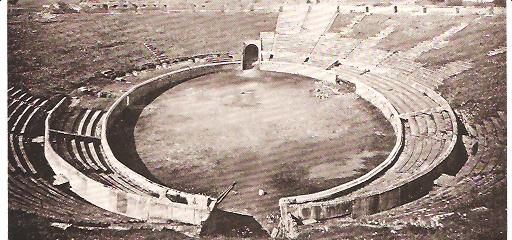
[8,0,19,5]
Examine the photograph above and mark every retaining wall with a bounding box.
[44,98,211,224]
[260,61,404,219]
[44,62,238,225]
[101,62,240,209]
[261,61,457,236]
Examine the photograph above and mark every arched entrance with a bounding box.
[242,44,259,70]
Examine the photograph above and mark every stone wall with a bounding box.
[260,61,403,218]
[261,62,458,238]
[45,62,239,225]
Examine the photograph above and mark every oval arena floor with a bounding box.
[131,69,395,227]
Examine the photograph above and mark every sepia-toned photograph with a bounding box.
[4,0,507,239]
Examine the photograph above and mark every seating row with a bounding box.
[363,113,505,225]
[7,91,140,225]
[8,89,51,136]
[50,108,157,197]
[308,34,360,68]
[258,62,456,237]
[332,65,440,114]
[456,111,506,178]
[275,5,309,34]
[300,5,339,36]
[9,134,37,175]
[8,175,134,224]
[144,42,170,63]
[402,21,471,59]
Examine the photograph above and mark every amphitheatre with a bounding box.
[7,0,506,239]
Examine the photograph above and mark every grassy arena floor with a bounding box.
[132,70,395,230]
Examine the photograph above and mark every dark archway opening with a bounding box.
[242,44,259,70]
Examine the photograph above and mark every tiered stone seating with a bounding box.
[144,42,170,63]
[395,113,453,173]
[405,66,445,89]
[7,88,137,225]
[401,21,472,59]
[9,94,35,124]
[50,107,158,197]
[272,33,317,62]
[196,0,227,11]
[333,65,439,114]
[284,87,455,225]
[331,65,455,178]
[251,0,284,11]
[380,57,473,90]
[456,110,506,178]
[300,5,338,36]
[9,93,50,137]
[308,34,360,68]
[379,53,421,73]
[362,110,505,227]
[435,60,473,79]
[340,26,395,69]
[339,14,366,36]
[8,175,135,224]
[271,5,338,64]
[9,133,37,175]
[341,48,392,70]
[165,0,193,10]
[258,62,456,236]
[275,5,309,34]
[260,32,275,52]
[7,89,56,175]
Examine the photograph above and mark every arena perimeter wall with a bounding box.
[260,62,457,237]
[44,62,239,225]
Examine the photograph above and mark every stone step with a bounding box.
[395,136,416,172]
[408,116,420,136]
[9,134,27,174]
[381,54,421,73]
[11,104,34,133]
[79,140,101,171]
[339,14,366,36]
[10,90,27,101]
[86,110,103,136]
[70,139,93,171]
[411,138,433,172]
[59,136,86,171]
[426,139,444,169]
[8,101,29,127]
[333,67,414,113]
[94,113,107,139]
[396,136,422,173]
[77,109,92,135]
[425,114,437,136]
[86,141,109,172]
[275,6,309,34]
[10,176,79,214]
[20,100,49,135]
[404,22,470,59]
[17,136,38,175]
[8,99,21,113]
[301,5,338,35]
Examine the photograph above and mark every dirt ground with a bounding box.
[133,69,395,230]
[7,10,277,97]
